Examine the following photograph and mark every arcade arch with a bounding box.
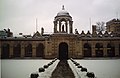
[36,43,44,58]
[95,43,103,57]
[83,43,92,57]
[1,43,10,58]
[25,44,32,57]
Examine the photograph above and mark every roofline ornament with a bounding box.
[62,5,65,10]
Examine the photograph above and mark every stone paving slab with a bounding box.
[50,60,75,78]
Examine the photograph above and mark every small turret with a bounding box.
[92,25,97,34]
[41,27,44,35]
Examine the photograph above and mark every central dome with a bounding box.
[57,5,70,16]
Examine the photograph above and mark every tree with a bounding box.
[96,21,106,32]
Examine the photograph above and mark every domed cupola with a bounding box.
[57,5,70,16]
[54,5,73,34]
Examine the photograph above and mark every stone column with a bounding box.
[9,42,13,58]
[59,21,61,32]
[79,40,83,58]
[115,43,119,56]
[65,22,68,33]
[69,21,73,33]
[91,42,96,57]
[44,38,48,58]
[103,42,107,56]
[21,42,25,58]
[54,21,57,33]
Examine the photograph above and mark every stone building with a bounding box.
[0,6,120,59]
[106,19,120,37]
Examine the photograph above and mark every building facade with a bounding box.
[0,6,120,59]
[106,19,120,37]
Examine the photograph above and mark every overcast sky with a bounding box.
[0,0,120,36]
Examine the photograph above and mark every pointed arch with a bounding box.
[25,44,32,57]
[1,43,10,59]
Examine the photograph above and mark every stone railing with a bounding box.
[68,58,96,78]
[30,58,58,78]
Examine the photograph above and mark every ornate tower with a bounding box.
[54,5,73,33]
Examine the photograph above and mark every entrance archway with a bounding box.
[59,42,68,60]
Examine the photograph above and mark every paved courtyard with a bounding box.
[51,60,75,78]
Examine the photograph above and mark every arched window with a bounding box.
[1,43,10,59]
[83,43,92,57]
[36,43,44,58]
[59,19,68,33]
[107,43,115,57]
[13,44,21,57]
[95,43,103,57]
[25,44,32,57]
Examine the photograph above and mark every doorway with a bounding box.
[59,42,68,60]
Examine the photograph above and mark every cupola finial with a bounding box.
[62,5,65,10]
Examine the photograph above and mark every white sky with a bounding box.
[0,0,120,36]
